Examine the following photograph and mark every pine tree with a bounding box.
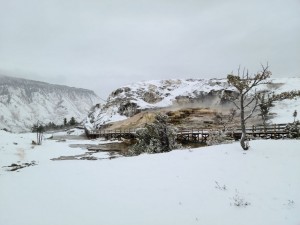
[257,91,274,130]
[293,110,297,123]
[69,117,76,126]
[32,121,44,145]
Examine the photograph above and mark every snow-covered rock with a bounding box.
[0,75,101,132]
[85,78,300,130]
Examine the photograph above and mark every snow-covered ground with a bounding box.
[0,130,299,225]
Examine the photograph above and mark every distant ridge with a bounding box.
[0,75,101,132]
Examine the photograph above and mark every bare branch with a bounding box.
[227,64,272,150]
[224,95,240,110]
[232,100,241,110]
[244,96,256,108]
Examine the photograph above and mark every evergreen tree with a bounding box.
[64,118,67,126]
[69,117,76,126]
[257,91,274,130]
[32,121,44,145]
[293,110,297,123]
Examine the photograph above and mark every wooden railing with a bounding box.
[231,123,289,140]
[85,123,292,142]
[86,127,211,143]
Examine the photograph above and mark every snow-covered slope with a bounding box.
[0,130,299,225]
[0,75,101,132]
[85,78,300,130]
[85,79,232,130]
[267,78,300,123]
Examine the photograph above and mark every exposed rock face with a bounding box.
[0,75,101,132]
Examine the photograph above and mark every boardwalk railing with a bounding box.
[231,123,289,140]
[86,123,291,142]
[87,129,137,140]
[176,128,209,143]
[86,128,210,143]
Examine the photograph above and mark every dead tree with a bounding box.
[226,65,271,150]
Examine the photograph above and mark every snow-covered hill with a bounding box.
[85,78,300,130]
[0,75,101,132]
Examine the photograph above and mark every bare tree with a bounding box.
[226,65,271,150]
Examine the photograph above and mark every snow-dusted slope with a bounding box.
[0,130,299,225]
[85,79,233,130]
[0,75,101,132]
[268,78,300,123]
[85,78,300,130]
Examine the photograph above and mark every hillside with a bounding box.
[84,78,300,131]
[0,75,101,132]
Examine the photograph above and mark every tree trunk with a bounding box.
[262,116,266,133]
[240,95,249,150]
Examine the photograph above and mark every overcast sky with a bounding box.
[0,0,299,98]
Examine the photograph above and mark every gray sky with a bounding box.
[0,0,299,99]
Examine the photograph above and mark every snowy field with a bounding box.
[0,130,299,225]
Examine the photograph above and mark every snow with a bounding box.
[271,98,300,124]
[1,77,299,224]
[120,78,230,109]
[0,130,299,225]
[268,78,300,124]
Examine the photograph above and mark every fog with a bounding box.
[0,0,299,98]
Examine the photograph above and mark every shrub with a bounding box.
[285,122,300,138]
[129,114,181,156]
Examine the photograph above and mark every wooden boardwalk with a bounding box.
[176,129,209,143]
[86,128,210,143]
[231,123,289,140]
[86,129,137,140]
[86,123,291,143]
